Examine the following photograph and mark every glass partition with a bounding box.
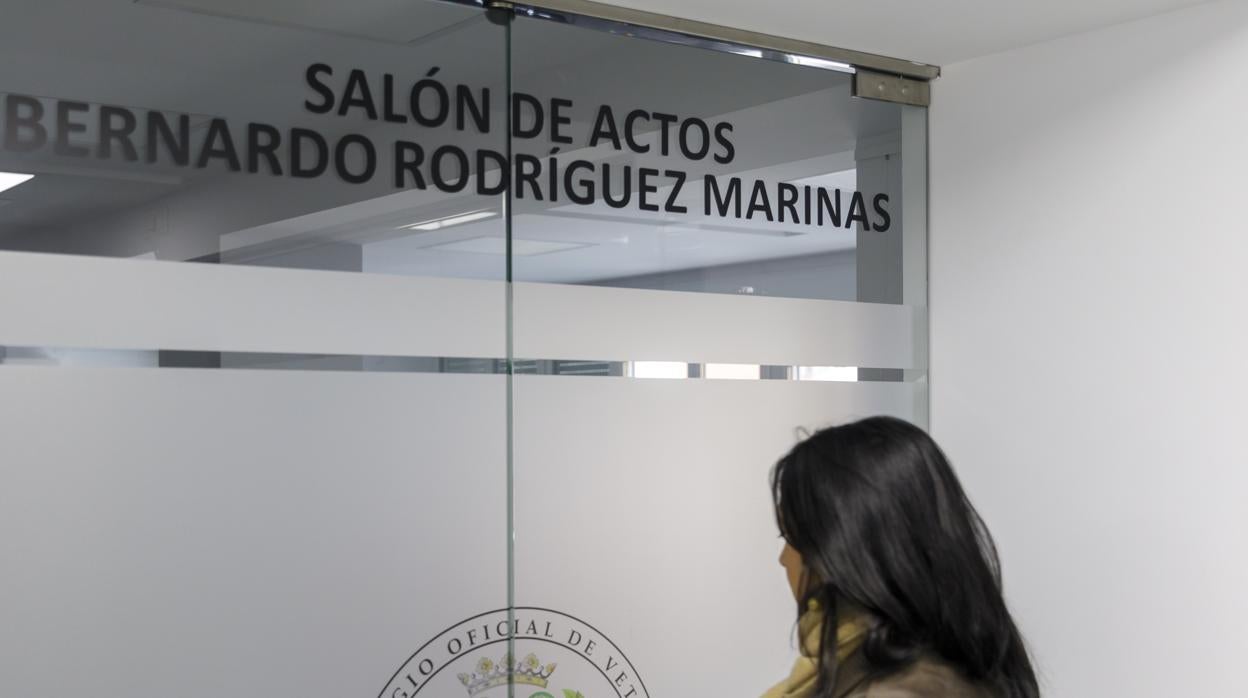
[0,3,928,697]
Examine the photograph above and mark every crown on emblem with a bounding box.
[457,652,557,696]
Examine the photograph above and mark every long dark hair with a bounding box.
[771,416,1039,697]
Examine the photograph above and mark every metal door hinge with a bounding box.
[853,69,930,107]
[486,1,514,25]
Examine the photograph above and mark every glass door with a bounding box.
[505,11,929,697]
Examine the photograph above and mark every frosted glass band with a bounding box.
[513,282,918,369]
[0,252,505,358]
[0,346,916,382]
[1,253,920,371]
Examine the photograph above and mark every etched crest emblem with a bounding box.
[379,607,648,698]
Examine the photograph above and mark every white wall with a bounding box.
[930,1,1248,695]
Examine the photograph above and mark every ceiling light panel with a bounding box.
[426,237,591,257]
[0,172,34,195]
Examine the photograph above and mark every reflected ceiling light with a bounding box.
[397,210,497,232]
[786,55,855,73]
[630,361,688,380]
[796,366,859,382]
[0,172,34,194]
[427,236,590,257]
[704,363,761,380]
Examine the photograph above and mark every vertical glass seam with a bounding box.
[502,7,517,698]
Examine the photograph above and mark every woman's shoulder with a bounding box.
[847,656,994,698]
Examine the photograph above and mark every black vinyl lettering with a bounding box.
[247,123,283,175]
[511,92,543,138]
[411,68,449,128]
[393,140,426,189]
[747,180,774,221]
[705,175,742,217]
[601,163,631,208]
[547,154,560,203]
[678,118,710,160]
[817,188,841,227]
[651,112,677,155]
[291,128,329,178]
[456,85,490,133]
[431,144,469,192]
[778,182,799,223]
[98,106,138,161]
[4,95,47,152]
[713,122,735,164]
[3,95,45,154]
[54,100,89,157]
[588,104,621,150]
[624,110,650,153]
[196,118,241,171]
[146,112,189,166]
[664,170,688,213]
[846,191,870,229]
[550,98,573,144]
[304,63,335,114]
[382,74,407,123]
[331,135,374,184]
[873,193,892,232]
[335,134,376,184]
[513,153,542,200]
[637,167,659,211]
[476,148,507,195]
[338,69,378,119]
[565,159,595,204]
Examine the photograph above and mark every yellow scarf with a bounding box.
[761,600,869,698]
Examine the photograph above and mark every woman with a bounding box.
[764,416,1039,698]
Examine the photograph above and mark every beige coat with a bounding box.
[834,651,995,698]
[762,602,994,698]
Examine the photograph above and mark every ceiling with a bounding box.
[596,0,1219,66]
